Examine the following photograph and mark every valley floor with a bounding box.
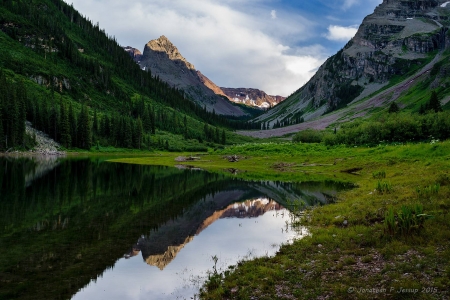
[112,141,450,299]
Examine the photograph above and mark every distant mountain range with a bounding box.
[221,87,286,109]
[124,36,286,114]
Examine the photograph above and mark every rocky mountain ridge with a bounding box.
[221,87,286,109]
[124,37,286,113]
[135,36,246,116]
[123,46,142,62]
[255,0,450,127]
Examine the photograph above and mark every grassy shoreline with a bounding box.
[112,141,450,299]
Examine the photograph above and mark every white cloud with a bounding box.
[325,25,358,41]
[271,10,277,19]
[342,0,359,9]
[65,0,324,96]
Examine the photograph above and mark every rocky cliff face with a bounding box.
[256,0,450,126]
[221,87,286,109]
[123,46,142,62]
[137,36,246,116]
[196,70,229,98]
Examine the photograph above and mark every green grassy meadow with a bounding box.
[112,141,450,299]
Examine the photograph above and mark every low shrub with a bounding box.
[322,111,450,146]
[293,129,323,143]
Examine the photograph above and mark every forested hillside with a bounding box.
[0,0,259,152]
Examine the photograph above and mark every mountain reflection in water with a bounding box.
[0,157,353,300]
[125,198,284,270]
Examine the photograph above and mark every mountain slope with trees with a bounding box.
[0,0,260,152]
[252,0,450,131]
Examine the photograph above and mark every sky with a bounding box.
[64,0,383,96]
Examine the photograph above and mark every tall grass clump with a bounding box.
[204,255,223,292]
[375,180,392,194]
[415,183,440,199]
[384,205,433,237]
[372,170,386,179]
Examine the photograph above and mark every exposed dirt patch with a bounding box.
[272,162,295,171]
[175,156,201,162]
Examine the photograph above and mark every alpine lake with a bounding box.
[0,156,353,300]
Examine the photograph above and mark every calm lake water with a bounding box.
[0,156,351,300]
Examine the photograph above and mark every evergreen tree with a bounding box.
[124,118,132,148]
[135,117,143,149]
[221,129,226,145]
[419,104,426,115]
[0,110,4,150]
[6,86,19,147]
[68,103,77,147]
[142,105,151,132]
[93,109,98,137]
[215,127,220,143]
[428,91,442,112]
[59,100,71,148]
[151,107,156,134]
[388,102,400,113]
[49,92,58,140]
[77,105,91,149]
[42,96,49,134]
[16,81,26,146]
[183,115,188,138]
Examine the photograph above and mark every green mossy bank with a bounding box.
[112,141,450,299]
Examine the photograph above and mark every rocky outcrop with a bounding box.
[123,46,142,62]
[144,35,195,69]
[26,121,65,156]
[137,36,246,116]
[30,75,71,92]
[221,87,286,109]
[256,0,450,126]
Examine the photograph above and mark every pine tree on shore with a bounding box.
[136,117,143,149]
[16,81,27,146]
[93,109,98,137]
[0,110,4,150]
[77,105,91,149]
[59,100,71,148]
[68,103,77,147]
